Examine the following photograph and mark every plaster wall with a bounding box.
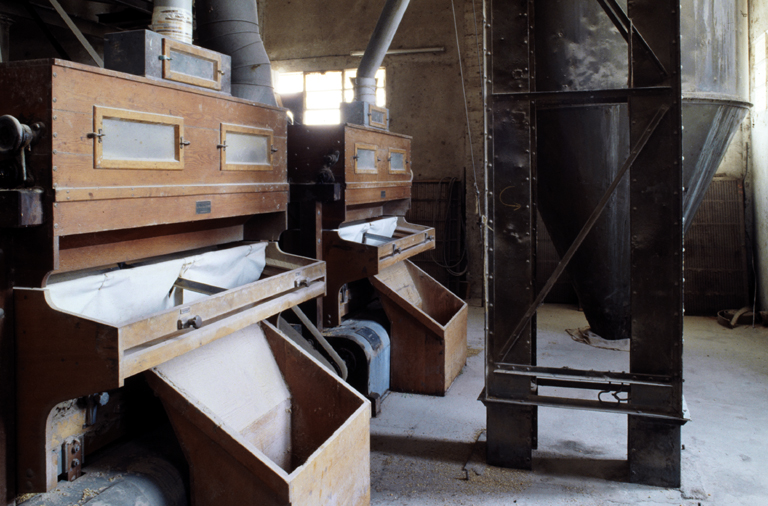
[750,0,768,309]
[259,0,486,298]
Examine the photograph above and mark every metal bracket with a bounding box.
[84,392,109,427]
[63,438,83,482]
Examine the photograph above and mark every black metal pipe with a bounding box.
[195,0,276,106]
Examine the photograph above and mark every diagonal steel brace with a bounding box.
[498,104,671,363]
[596,0,668,77]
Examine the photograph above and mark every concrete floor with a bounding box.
[370,303,768,505]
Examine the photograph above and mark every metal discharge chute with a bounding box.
[535,0,749,340]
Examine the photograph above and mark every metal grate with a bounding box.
[534,178,749,313]
[684,177,749,315]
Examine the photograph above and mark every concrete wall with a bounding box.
[750,0,768,309]
[259,0,486,299]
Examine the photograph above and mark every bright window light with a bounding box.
[276,71,304,95]
[276,68,386,125]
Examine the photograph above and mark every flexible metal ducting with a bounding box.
[196,0,277,106]
[354,0,410,103]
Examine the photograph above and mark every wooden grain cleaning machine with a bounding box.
[0,25,370,505]
[284,0,468,401]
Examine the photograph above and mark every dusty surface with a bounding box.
[370,303,768,505]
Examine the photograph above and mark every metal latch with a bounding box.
[86,129,105,142]
[63,438,83,482]
[180,137,191,148]
[178,315,203,330]
[271,145,279,154]
[294,279,309,289]
[217,142,228,150]
[158,55,172,61]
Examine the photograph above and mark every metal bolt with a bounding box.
[53,72,57,77]
[53,98,57,103]
[53,133,57,138]
[53,166,57,171]
[71,459,80,469]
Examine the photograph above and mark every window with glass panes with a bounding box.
[276,68,386,125]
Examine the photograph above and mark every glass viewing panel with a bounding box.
[221,123,273,171]
[389,149,407,173]
[163,38,223,91]
[354,144,378,174]
[94,106,183,170]
[369,106,388,129]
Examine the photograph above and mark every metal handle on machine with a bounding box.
[178,315,203,330]
[87,129,105,142]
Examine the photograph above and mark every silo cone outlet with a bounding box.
[533,0,749,340]
[538,101,747,341]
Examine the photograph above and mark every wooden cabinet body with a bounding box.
[288,124,412,228]
[0,59,289,285]
[0,60,365,498]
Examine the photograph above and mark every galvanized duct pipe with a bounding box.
[196,0,277,106]
[354,0,410,103]
[151,0,193,44]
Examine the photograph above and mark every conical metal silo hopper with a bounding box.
[535,0,750,340]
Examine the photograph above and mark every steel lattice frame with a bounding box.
[482,0,685,487]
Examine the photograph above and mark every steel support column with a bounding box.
[483,0,684,487]
[626,1,684,487]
